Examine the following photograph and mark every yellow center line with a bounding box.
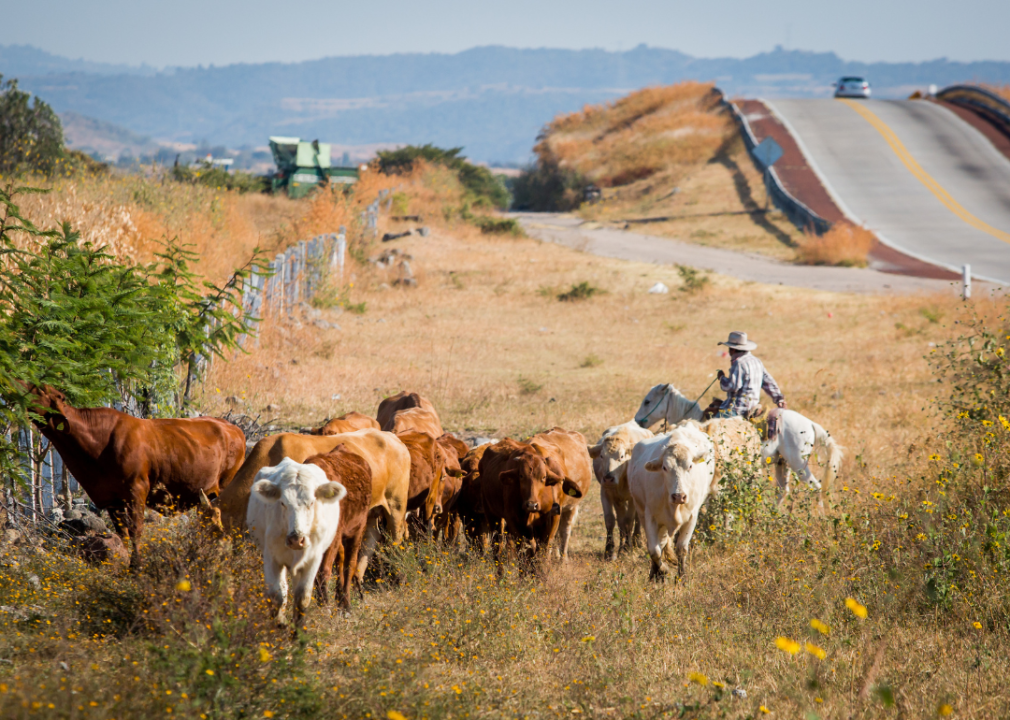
[838,98,1010,245]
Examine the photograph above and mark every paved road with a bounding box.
[765,99,1010,284]
[514,213,972,295]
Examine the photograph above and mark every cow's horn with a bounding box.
[198,489,213,508]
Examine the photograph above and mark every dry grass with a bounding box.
[533,85,805,259]
[796,221,876,267]
[536,83,731,189]
[982,84,1010,103]
[2,168,1008,719]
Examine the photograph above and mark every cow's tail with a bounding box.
[811,422,843,492]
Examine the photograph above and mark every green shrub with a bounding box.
[170,162,268,194]
[510,161,587,211]
[558,281,602,302]
[676,264,710,294]
[377,144,509,209]
[0,75,65,177]
[474,216,523,236]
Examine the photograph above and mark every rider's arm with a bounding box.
[761,368,785,405]
[720,359,743,392]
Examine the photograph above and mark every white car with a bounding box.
[834,76,871,99]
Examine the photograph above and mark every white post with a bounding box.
[963,264,971,300]
[337,232,346,285]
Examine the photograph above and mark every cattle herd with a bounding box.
[26,383,842,627]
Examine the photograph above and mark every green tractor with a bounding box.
[269,137,360,199]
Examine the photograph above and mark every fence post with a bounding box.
[963,264,972,300]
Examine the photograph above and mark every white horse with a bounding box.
[633,383,843,504]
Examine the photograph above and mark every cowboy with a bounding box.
[712,331,787,420]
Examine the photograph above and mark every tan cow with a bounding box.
[309,412,380,436]
[218,429,410,581]
[587,421,654,560]
[377,391,443,435]
[529,427,593,561]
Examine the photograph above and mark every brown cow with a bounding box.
[529,428,593,560]
[433,436,478,542]
[377,391,442,434]
[218,429,410,581]
[305,446,373,610]
[477,438,584,570]
[442,443,494,548]
[396,431,464,534]
[309,412,380,436]
[26,385,245,567]
[391,407,444,437]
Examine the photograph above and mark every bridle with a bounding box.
[636,384,671,430]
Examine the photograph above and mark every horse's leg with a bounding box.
[774,457,790,504]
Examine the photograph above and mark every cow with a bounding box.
[246,457,347,627]
[628,424,715,581]
[396,431,463,534]
[436,440,487,545]
[528,428,593,561]
[304,446,373,610]
[377,391,443,435]
[25,385,245,567]
[587,421,654,560]
[218,429,410,582]
[391,407,444,437]
[478,435,584,570]
[308,412,380,436]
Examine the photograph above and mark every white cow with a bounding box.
[587,421,654,560]
[247,457,347,627]
[629,424,714,581]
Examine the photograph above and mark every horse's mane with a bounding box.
[665,384,703,424]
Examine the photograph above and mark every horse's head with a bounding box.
[634,384,672,429]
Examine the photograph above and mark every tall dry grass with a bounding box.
[535,82,732,188]
[795,221,875,267]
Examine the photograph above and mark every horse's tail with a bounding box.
[811,421,843,492]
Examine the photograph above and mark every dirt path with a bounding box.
[514,212,983,295]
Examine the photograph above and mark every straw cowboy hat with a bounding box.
[718,331,757,351]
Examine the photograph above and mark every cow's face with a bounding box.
[426,443,463,520]
[643,443,705,506]
[589,437,630,484]
[634,384,669,428]
[253,463,347,550]
[501,449,581,516]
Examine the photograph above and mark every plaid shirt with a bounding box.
[719,352,784,415]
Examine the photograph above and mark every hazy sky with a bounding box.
[2,0,1007,67]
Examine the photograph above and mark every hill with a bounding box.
[7,44,1010,162]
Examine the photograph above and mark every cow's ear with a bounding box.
[499,469,519,484]
[447,467,465,478]
[561,479,583,499]
[316,481,347,502]
[253,480,281,501]
[692,453,708,465]
[587,443,603,459]
[643,459,662,472]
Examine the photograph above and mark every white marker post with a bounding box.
[962,264,971,300]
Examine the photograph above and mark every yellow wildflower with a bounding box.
[973,621,982,630]
[175,580,192,592]
[759,706,771,714]
[845,597,868,619]
[688,672,708,686]
[805,642,827,660]
[774,636,800,655]
[387,712,408,720]
[810,618,830,635]
[938,704,953,716]
[259,647,273,662]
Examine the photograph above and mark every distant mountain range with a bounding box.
[5,43,1010,163]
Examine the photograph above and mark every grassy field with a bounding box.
[1,162,1007,719]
